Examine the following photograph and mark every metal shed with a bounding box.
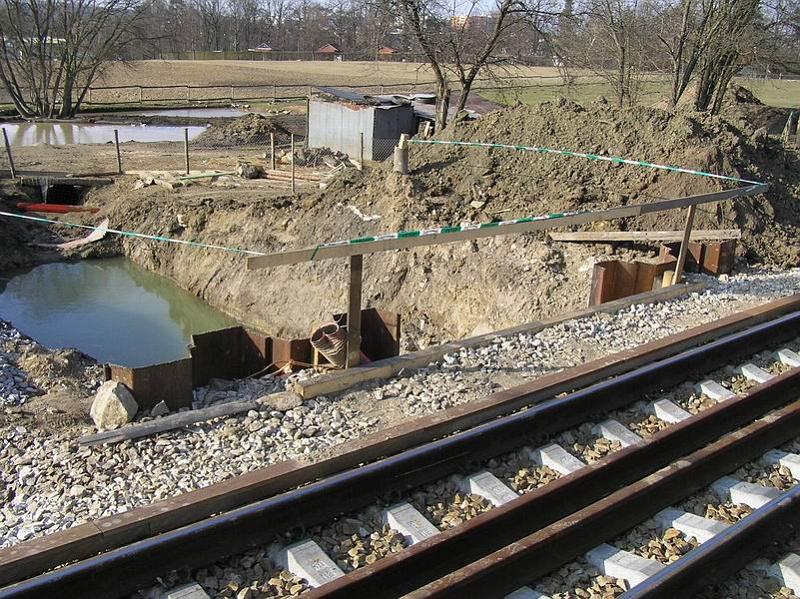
[307,87,416,161]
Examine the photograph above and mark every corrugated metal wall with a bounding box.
[308,99,415,160]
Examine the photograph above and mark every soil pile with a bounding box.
[719,85,788,135]
[313,97,798,267]
[195,114,292,147]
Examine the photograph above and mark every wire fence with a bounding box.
[0,121,403,183]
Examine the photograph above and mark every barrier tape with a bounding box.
[407,139,765,186]
[302,181,766,259]
[0,211,266,256]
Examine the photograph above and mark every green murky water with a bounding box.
[0,257,237,367]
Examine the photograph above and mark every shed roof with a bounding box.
[316,44,340,53]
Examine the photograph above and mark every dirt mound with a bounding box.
[720,85,788,135]
[195,114,291,147]
[312,98,798,267]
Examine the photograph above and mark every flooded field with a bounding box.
[1,122,208,146]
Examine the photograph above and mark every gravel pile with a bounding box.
[0,322,41,406]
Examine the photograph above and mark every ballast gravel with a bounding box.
[0,266,799,596]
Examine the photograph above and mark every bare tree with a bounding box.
[654,0,717,107]
[395,0,535,130]
[0,0,151,118]
[554,0,649,107]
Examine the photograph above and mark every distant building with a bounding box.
[449,15,495,31]
[378,46,399,55]
[248,43,273,52]
[316,44,340,54]
[308,87,416,161]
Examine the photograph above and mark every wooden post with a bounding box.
[270,132,276,170]
[393,133,409,175]
[291,133,296,193]
[184,128,190,175]
[138,87,143,104]
[113,129,122,175]
[673,205,697,285]
[346,254,363,368]
[359,132,364,169]
[2,128,16,178]
[305,95,310,147]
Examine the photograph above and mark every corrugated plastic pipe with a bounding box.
[310,322,348,368]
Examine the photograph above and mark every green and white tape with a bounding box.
[0,211,266,256]
[408,139,765,187]
[307,211,579,259]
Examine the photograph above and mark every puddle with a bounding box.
[2,122,207,146]
[133,107,248,118]
[0,257,237,367]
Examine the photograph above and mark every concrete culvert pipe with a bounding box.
[310,322,348,368]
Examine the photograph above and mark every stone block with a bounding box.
[654,507,729,543]
[382,502,439,545]
[647,399,691,424]
[277,539,344,588]
[528,443,586,475]
[460,471,518,506]
[712,476,782,509]
[594,419,642,448]
[586,543,665,587]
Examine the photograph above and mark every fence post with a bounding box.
[359,132,364,169]
[273,85,277,102]
[673,204,697,285]
[305,95,310,147]
[114,130,123,175]
[2,128,16,178]
[393,133,409,175]
[184,128,190,175]
[270,133,276,170]
[138,87,143,104]
[291,134,296,193]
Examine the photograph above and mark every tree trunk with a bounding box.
[435,81,450,132]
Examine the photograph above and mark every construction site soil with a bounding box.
[2,95,798,350]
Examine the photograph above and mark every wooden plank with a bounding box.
[549,229,741,243]
[3,294,799,587]
[77,398,259,446]
[292,282,705,400]
[674,205,698,284]
[246,186,765,269]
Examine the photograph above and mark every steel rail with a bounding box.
[310,366,800,598]
[2,312,799,598]
[409,393,800,598]
[621,484,800,598]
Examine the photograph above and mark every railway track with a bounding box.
[3,297,800,599]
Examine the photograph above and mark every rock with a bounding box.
[751,126,768,146]
[150,401,169,417]
[259,391,302,412]
[89,381,138,429]
[236,162,264,179]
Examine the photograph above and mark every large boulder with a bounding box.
[90,381,138,429]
